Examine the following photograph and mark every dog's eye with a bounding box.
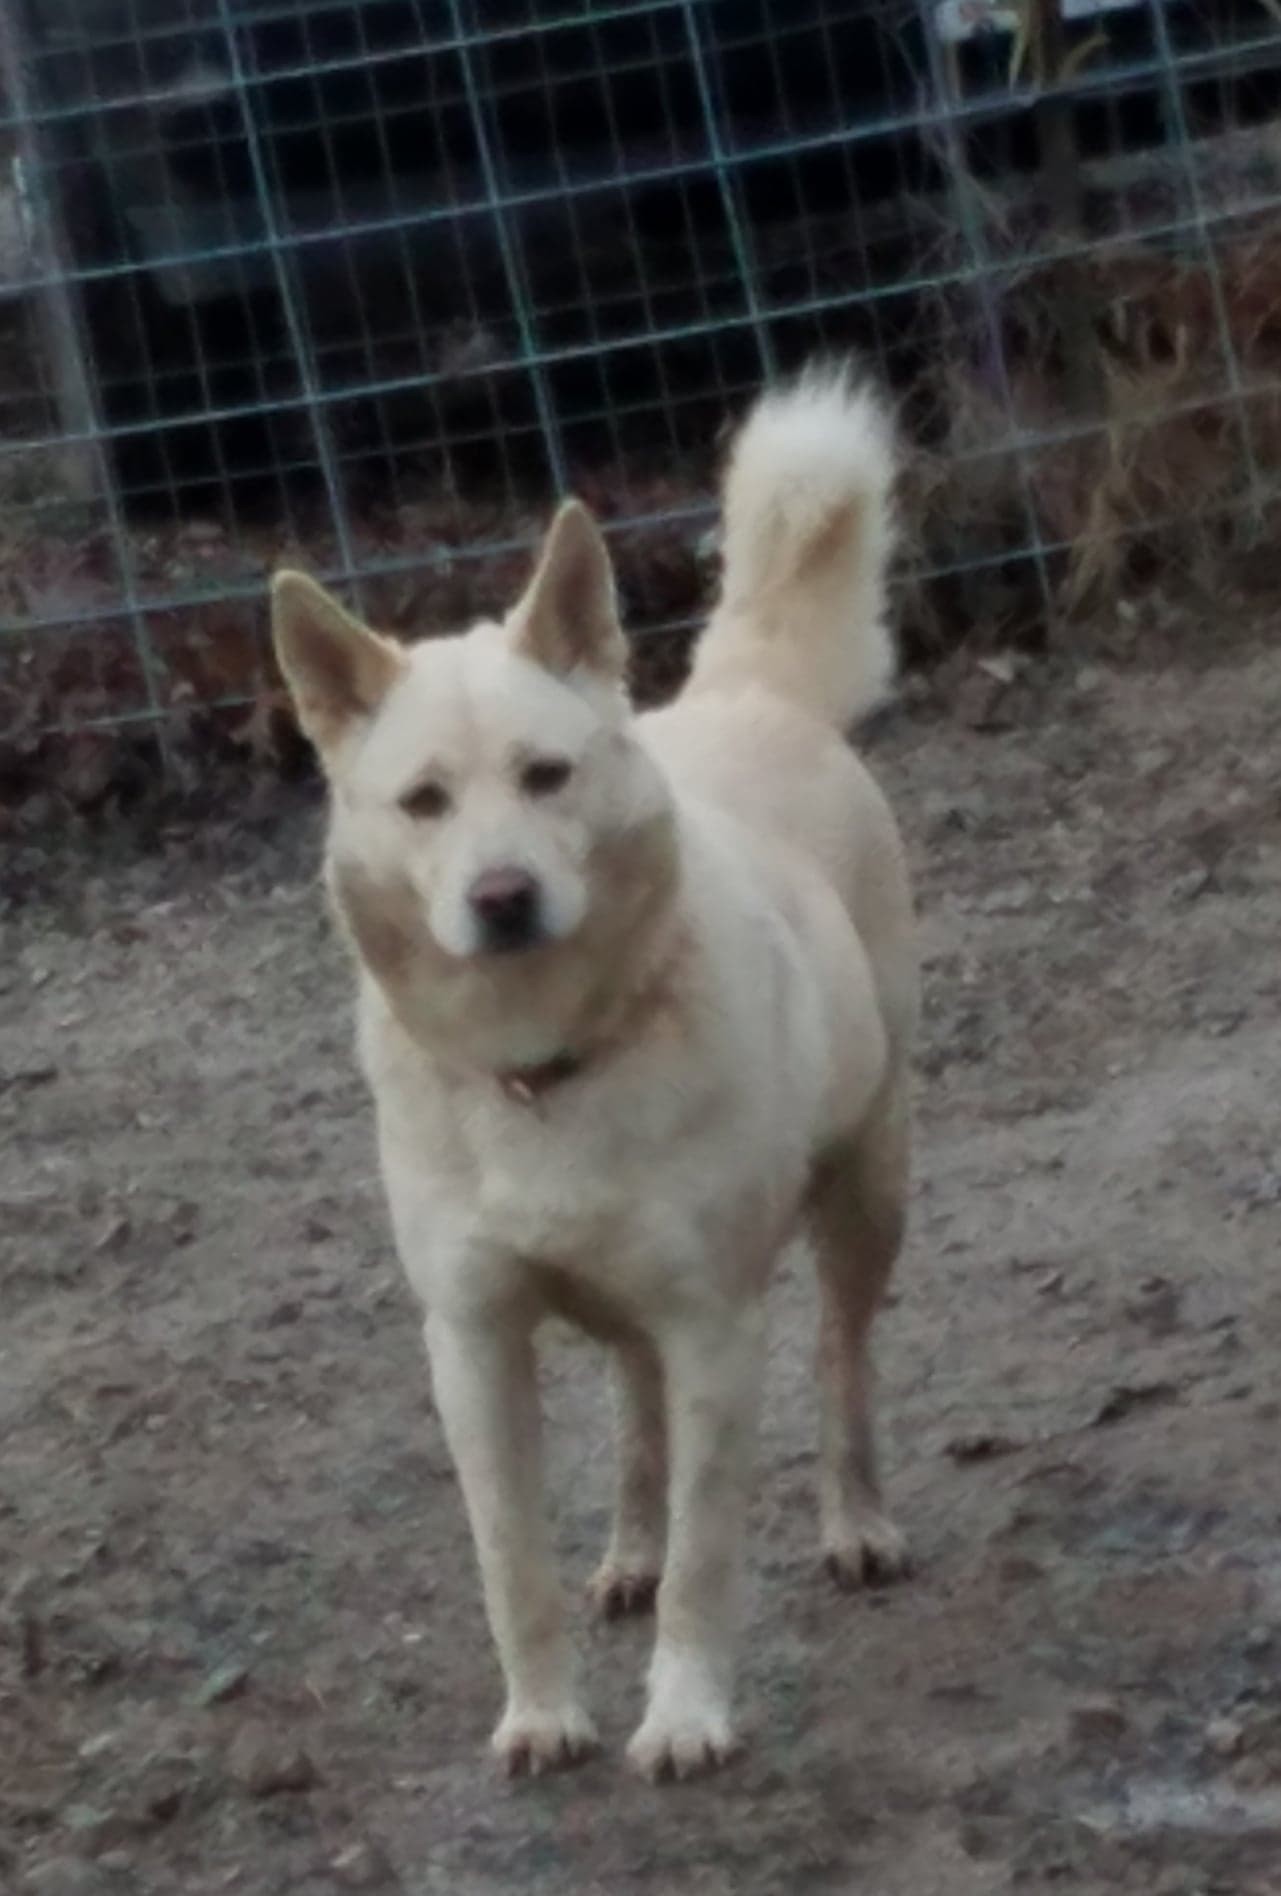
[400,780,451,820]
[521,757,573,798]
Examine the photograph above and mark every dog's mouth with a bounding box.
[476,925,548,958]
[472,905,551,959]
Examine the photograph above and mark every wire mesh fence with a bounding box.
[1,0,1280,765]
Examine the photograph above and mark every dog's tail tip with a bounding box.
[693,362,898,728]
[736,362,895,499]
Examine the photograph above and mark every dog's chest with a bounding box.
[468,1083,714,1266]
[368,905,834,1311]
[381,1053,802,1317]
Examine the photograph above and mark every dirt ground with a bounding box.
[2,614,1280,1896]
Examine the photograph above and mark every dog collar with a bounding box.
[496,1050,583,1105]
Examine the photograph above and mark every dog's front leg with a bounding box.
[425,1310,597,1774]
[627,1305,765,1780]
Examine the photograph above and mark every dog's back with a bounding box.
[641,368,915,1062]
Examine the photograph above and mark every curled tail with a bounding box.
[687,365,897,729]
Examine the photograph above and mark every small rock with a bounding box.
[1069,1697,1130,1746]
[58,1804,132,1855]
[1171,867,1213,903]
[228,1726,320,1797]
[91,1215,131,1255]
[1123,1276,1183,1338]
[923,788,988,834]
[1092,1380,1179,1426]
[330,1840,401,1889]
[975,880,1033,915]
[137,1771,187,1827]
[262,1299,304,1329]
[0,1063,59,1094]
[1232,1750,1281,1789]
[945,1432,1019,1464]
[20,1607,44,1679]
[1243,1170,1281,1212]
[1243,1626,1273,1658]
[996,1554,1046,1586]
[23,1859,111,1895]
[167,1201,199,1246]
[1205,1715,1245,1759]
[957,1818,1001,1861]
[195,1661,249,1707]
[955,670,1014,732]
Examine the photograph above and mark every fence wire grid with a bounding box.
[1,0,1280,754]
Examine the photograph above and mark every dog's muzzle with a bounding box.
[468,866,544,954]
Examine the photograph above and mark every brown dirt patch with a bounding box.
[2,629,1280,1894]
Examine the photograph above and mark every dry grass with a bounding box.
[3,208,1281,807]
[895,223,1281,651]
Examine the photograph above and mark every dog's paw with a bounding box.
[823,1515,912,1590]
[587,1561,660,1621]
[626,1699,740,1782]
[491,1703,598,1777]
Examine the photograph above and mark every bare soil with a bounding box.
[2,620,1280,1895]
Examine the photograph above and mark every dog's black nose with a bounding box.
[468,867,542,952]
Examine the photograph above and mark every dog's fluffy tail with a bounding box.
[687,366,896,728]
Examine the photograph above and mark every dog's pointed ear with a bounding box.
[510,500,626,681]
[271,570,406,759]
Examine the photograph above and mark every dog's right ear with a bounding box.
[271,571,406,760]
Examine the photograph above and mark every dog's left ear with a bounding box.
[510,500,626,682]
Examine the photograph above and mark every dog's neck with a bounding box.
[493,1048,583,1106]
[481,899,686,1107]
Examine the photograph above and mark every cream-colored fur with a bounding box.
[271,366,917,1782]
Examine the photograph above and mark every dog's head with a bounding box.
[272,503,676,1050]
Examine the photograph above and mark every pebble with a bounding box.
[1205,1715,1245,1759]
[996,1554,1046,1586]
[1068,1697,1130,1746]
[944,1432,1019,1464]
[330,1840,401,1889]
[196,1661,250,1707]
[24,1861,112,1895]
[58,1804,132,1855]
[228,1726,320,1796]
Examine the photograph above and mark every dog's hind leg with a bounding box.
[811,1075,911,1589]
[588,1335,667,1619]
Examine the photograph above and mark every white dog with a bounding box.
[272,368,917,1781]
